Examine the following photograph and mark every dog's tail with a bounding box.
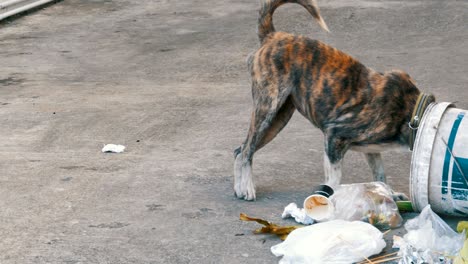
[258,0,329,43]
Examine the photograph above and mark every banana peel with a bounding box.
[458,221,468,239]
[239,213,302,240]
[454,238,468,264]
[455,221,468,264]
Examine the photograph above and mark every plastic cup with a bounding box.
[303,184,335,221]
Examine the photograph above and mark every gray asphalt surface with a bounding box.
[0,0,467,263]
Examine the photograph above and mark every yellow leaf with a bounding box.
[240,213,303,240]
[454,239,468,264]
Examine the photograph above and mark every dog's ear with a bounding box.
[404,73,417,86]
[392,71,436,102]
[389,70,418,91]
[389,69,412,81]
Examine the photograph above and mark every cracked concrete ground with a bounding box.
[0,0,466,263]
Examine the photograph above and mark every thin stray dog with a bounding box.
[233,0,435,200]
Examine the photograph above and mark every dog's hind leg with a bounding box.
[235,97,294,156]
[364,153,386,183]
[255,97,295,151]
[233,99,294,200]
[234,86,293,200]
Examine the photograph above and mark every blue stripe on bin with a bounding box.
[451,157,468,200]
[441,112,465,195]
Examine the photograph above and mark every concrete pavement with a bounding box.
[0,0,466,263]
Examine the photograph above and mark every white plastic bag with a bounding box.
[331,182,403,229]
[393,205,465,264]
[271,220,386,264]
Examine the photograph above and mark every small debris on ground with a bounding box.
[102,144,126,153]
[239,213,301,240]
[281,203,314,225]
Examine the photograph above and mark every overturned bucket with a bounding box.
[411,102,468,216]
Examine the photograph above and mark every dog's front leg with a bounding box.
[323,153,343,187]
[323,137,347,188]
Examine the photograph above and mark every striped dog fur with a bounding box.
[233,0,435,200]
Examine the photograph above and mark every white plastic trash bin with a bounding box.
[410,102,468,216]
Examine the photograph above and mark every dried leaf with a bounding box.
[240,213,271,226]
[240,213,302,240]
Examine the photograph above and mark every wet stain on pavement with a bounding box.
[0,77,24,86]
[89,222,130,229]
[59,166,85,170]
[146,204,165,211]
[182,208,216,219]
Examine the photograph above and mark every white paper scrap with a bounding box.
[102,144,126,153]
[281,203,314,225]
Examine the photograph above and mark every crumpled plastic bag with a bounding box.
[271,220,386,264]
[331,182,403,229]
[393,205,465,264]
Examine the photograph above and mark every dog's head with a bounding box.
[389,69,435,105]
[386,70,435,147]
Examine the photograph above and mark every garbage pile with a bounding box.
[285,182,403,229]
[393,205,465,264]
[240,182,467,264]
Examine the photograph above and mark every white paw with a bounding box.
[241,177,256,201]
[234,163,256,201]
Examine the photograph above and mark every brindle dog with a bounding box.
[234,0,434,200]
